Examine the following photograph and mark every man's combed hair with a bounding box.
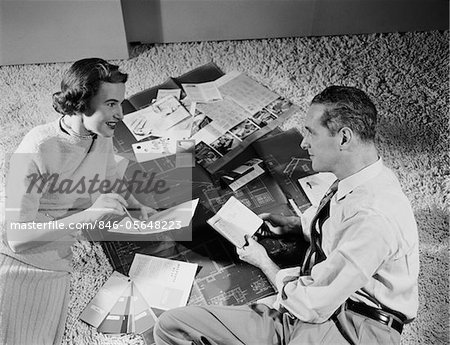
[311,86,377,142]
[52,58,128,116]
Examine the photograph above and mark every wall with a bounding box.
[0,0,129,66]
[121,0,449,44]
[1,0,448,65]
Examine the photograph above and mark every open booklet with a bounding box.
[109,199,199,234]
[191,71,300,173]
[80,254,198,335]
[207,196,263,248]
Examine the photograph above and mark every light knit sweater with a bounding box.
[1,117,117,344]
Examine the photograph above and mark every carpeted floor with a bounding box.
[0,30,448,345]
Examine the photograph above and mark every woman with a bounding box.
[1,58,154,344]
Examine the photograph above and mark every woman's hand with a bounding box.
[136,204,157,221]
[87,193,128,221]
[123,193,157,221]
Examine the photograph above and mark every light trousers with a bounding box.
[153,303,401,345]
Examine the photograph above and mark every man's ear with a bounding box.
[339,127,353,149]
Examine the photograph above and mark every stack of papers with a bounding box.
[80,255,198,334]
[123,95,192,141]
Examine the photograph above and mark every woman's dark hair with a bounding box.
[311,86,377,142]
[52,58,128,116]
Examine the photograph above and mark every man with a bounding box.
[153,86,419,345]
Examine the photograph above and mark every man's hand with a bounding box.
[236,235,272,269]
[258,213,302,236]
[237,235,281,285]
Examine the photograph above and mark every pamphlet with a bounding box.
[207,196,263,248]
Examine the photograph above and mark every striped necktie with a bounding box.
[301,179,339,275]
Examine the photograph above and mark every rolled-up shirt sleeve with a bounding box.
[273,211,396,323]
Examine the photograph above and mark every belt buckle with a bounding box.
[378,309,403,334]
[386,315,394,328]
[376,310,392,325]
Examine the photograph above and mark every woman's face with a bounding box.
[82,82,126,137]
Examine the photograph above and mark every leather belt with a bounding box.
[346,299,404,334]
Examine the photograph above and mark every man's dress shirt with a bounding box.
[274,159,419,323]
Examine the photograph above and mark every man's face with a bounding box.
[301,104,341,173]
[82,82,125,137]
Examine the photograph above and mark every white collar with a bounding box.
[336,158,383,201]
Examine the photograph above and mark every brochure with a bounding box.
[129,254,198,311]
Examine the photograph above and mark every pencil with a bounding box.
[122,205,141,232]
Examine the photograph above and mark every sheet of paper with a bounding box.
[80,271,130,328]
[156,89,181,100]
[182,81,223,103]
[110,199,199,234]
[123,96,191,140]
[207,196,263,248]
[132,138,177,162]
[232,158,263,174]
[165,117,193,139]
[228,165,265,191]
[175,139,195,168]
[180,98,197,116]
[298,172,337,207]
[217,73,279,115]
[129,254,198,310]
